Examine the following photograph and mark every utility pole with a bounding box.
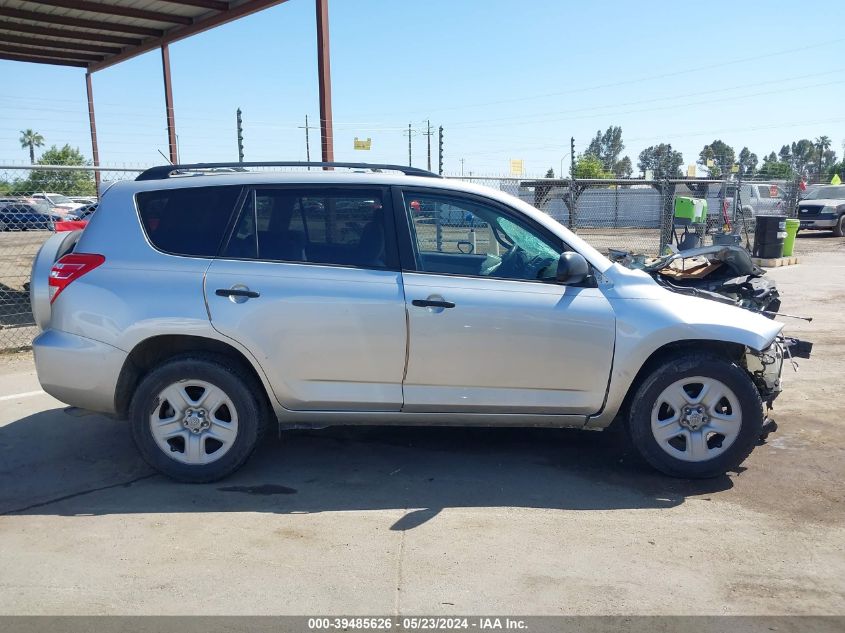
[236,108,244,163]
[460,158,465,177]
[423,120,433,171]
[404,123,413,166]
[438,126,444,175]
[298,115,312,166]
[570,136,575,178]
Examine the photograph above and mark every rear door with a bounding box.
[204,185,407,411]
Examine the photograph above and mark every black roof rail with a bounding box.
[135,161,440,181]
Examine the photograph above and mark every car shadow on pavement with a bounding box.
[0,407,734,527]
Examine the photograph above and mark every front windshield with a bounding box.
[807,185,845,200]
[47,194,73,204]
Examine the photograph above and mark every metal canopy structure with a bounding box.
[0,0,335,169]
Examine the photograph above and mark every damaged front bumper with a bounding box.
[745,337,813,405]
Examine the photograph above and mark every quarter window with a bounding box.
[136,186,241,257]
[224,188,394,269]
[403,192,564,282]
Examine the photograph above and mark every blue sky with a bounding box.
[1,0,843,176]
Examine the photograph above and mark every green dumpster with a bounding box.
[782,218,800,256]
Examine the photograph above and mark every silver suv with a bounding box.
[31,162,791,482]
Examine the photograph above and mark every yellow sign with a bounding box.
[353,137,371,150]
[706,158,714,167]
[509,159,524,176]
[731,164,739,173]
[832,173,842,185]
[687,165,696,178]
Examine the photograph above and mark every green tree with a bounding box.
[758,152,793,179]
[573,154,611,179]
[544,168,555,178]
[815,136,835,179]
[698,139,735,177]
[614,155,633,178]
[19,129,45,164]
[826,159,845,183]
[24,144,95,196]
[790,139,816,175]
[637,144,684,179]
[738,147,758,178]
[586,125,631,176]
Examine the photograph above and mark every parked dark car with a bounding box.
[0,203,63,231]
[75,202,98,219]
[797,185,845,236]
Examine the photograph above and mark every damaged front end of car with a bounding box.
[744,336,813,408]
[609,244,781,316]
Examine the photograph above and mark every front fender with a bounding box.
[586,270,783,428]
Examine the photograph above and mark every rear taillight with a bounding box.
[48,253,105,303]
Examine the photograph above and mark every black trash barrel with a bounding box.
[752,215,786,259]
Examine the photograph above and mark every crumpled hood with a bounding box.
[642,244,759,275]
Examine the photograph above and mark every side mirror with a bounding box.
[556,251,589,284]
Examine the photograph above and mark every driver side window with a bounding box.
[402,192,563,282]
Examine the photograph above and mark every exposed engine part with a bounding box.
[610,244,781,315]
[744,340,785,404]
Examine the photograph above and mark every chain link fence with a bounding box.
[0,165,142,351]
[446,175,802,254]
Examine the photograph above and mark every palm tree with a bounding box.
[19,129,45,164]
[816,136,832,181]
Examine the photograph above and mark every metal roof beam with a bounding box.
[87,0,288,73]
[0,32,122,54]
[33,0,194,26]
[158,0,230,11]
[0,19,143,45]
[0,43,103,62]
[0,7,163,37]
[0,52,87,67]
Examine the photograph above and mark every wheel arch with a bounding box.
[618,339,745,418]
[114,334,275,420]
[587,338,747,429]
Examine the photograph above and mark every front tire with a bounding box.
[832,215,845,238]
[129,355,262,482]
[627,353,763,478]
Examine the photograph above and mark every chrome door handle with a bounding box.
[412,299,455,309]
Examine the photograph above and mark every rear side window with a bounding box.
[137,186,241,257]
[224,188,396,269]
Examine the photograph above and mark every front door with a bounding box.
[205,186,407,411]
[397,189,616,415]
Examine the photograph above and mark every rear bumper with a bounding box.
[33,329,126,414]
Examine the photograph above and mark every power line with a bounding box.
[357,37,845,118]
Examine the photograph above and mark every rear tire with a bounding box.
[627,353,763,478]
[129,355,262,483]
